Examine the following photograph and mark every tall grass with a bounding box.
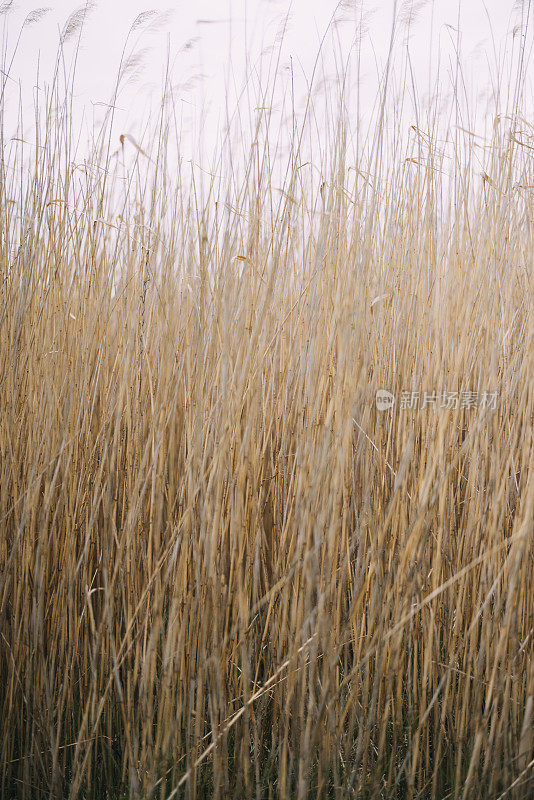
[0,5,533,799]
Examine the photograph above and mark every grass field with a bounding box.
[0,5,533,798]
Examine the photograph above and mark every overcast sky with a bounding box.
[2,1,532,161]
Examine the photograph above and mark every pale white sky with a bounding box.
[2,1,532,162]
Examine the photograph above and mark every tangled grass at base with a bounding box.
[0,8,533,800]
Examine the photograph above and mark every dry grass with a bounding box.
[0,9,533,800]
